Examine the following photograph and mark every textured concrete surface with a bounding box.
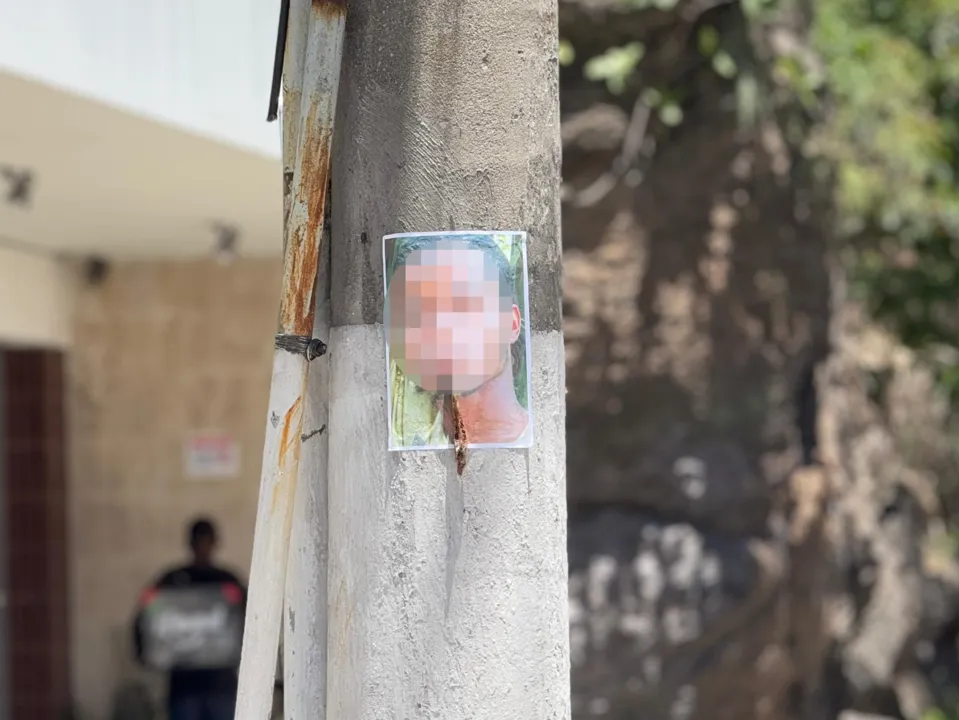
[326,0,569,713]
[327,328,570,719]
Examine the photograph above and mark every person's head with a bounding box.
[187,517,218,566]
[387,235,522,395]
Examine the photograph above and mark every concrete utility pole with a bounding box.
[326,0,569,717]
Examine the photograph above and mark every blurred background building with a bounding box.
[0,1,286,717]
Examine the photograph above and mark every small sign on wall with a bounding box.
[184,432,240,479]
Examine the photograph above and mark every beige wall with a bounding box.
[0,245,76,349]
[67,257,282,717]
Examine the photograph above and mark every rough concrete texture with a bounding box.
[329,0,563,331]
[326,0,568,715]
[327,327,569,719]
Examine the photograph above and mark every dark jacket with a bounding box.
[133,564,247,698]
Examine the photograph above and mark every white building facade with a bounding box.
[0,3,286,718]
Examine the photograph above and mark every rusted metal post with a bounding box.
[282,1,333,711]
[278,0,309,706]
[283,227,331,720]
[280,0,309,253]
[234,1,345,719]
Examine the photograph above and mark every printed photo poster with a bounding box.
[383,231,534,451]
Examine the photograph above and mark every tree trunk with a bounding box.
[557,2,829,718]
[325,0,570,717]
[555,2,959,718]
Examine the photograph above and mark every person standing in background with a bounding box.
[133,517,247,720]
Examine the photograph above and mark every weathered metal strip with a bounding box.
[234,1,346,719]
[267,0,291,122]
[278,1,345,338]
[281,0,311,255]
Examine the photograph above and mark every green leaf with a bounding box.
[697,26,720,57]
[659,102,684,127]
[583,42,645,95]
[558,39,575,67]
[741,0,775,18]
[736,72,760,130]
[712,51,738,79]
[641,87,664,107]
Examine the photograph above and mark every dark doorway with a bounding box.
[0,348,70,720]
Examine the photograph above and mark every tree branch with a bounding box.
[566,97,653,208]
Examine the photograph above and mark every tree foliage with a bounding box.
[814,0,959,400]
[563,0,959,403]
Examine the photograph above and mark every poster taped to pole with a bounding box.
[383,230,534,453]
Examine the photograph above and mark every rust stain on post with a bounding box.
[271,476,290,517]
[300,118,332,286]
[282,170,295,225]
[279,227,319,336]
[312,0,347,21]
[277,2,343,336]
[280,396,305,464]
[271,395,305,514]
[278,98,334,336]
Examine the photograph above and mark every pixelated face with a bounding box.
[388,241,520,394]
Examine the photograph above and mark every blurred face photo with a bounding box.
[388,240,520,395]
[384,232,533,450]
